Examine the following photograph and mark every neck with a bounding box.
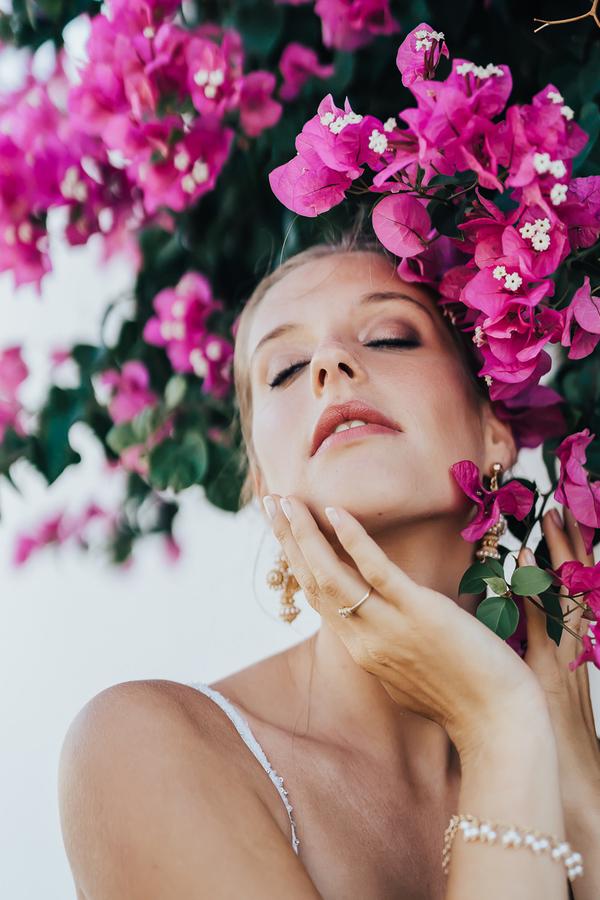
[287,514,482,788]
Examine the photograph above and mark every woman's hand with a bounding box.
[518,506,600,812]
[263,493,548,760]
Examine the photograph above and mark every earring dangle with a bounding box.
[266,551,302,623]
[475,462,507,562]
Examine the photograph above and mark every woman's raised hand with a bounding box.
[263,493,547,759]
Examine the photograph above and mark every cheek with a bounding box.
[251,394,305,483]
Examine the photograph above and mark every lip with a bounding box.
[310,400,402,457]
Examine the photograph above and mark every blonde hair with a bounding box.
[232,215,489,510]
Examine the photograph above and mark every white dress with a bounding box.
[189,681,300,855]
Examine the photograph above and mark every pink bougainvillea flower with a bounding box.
[553,558,600,620]
[560,276,600,360]
[554,429,600,554]
[0,345,28,441]
[395,22,448,87]
[492,382,566,451]
[100,360,158,424]
[188,332,234,400]
[557,176,600,250]
[269,145,354,216]
[371,193,430,257]
[568,621,600,671]
[314,0,401,51]
[278,42,335,102]
[11,502,112,567]
[450,459,535,542]
[186,35,241,119]
[238,71,283,138]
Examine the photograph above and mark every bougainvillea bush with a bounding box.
[1,0,600,668]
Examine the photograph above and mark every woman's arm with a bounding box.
[446,691,570,900]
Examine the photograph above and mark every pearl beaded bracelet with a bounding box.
[442,813,584,882]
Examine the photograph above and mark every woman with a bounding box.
[58,232,598,899]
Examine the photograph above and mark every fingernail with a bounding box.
[262,495,277,520]
[325,506,340,527]
[524,548,536,565]
[550,508,563,529]
[280,497,292,522]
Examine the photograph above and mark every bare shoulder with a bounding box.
[58,679,319,900]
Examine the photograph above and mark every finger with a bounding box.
[319,503,415,610]
[563,505,595,566]
[518,547,553,655]
[262,493,320,611]
[273,494,374,620]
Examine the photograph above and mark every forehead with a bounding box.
[247,251,440,354]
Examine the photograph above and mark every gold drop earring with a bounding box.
[475,462,507,562]
[266,550,302,623]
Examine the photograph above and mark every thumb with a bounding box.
[517,547,549,653]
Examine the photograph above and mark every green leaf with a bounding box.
[482,575,508,595]
[476,595,520,639]
[510,565,554,596]
[106,421,138,455]
[165,374,187,410]
[148,431,208,493]
[458,559,504,594]
[573,102,600,174]
[538,589,564,647]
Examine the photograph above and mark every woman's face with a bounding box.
[246,250,492,531]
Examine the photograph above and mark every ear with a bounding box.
[481,401,518,474]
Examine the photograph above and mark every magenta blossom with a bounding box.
[238,71,283,138]
[278,43,335,102]
[451,459,535,542]
[314,0,401,51]
[395,23,448,87]
[553,558,600,620]
[371,193,430,257]
[560,276,600,360]
[554,429,600,554]
[100,360,158,424]
[0,346,28,441]
[569,621,600,671]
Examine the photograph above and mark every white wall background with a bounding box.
[0,218,598,900]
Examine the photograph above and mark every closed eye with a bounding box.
[267,337,420,388]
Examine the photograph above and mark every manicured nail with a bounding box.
[280,497,292,522]
[524,548,536,566]
[550,508,563,529]
[262,495,277,520]
[325,506,340,527]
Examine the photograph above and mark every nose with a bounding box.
[310,341,364,394]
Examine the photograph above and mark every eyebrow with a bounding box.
[250,290,435,366]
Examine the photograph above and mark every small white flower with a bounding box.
[329,116,348,134]
[414,29,429,39]
[547,90,563,104]
[415,37,433,51]
[181,174,197,194]
[4,225,15,245]
[368,129,388,153]
[193,69,209,86]
[192,160,209,183]
[484,374,493,387]
[492,265,507,280]
[430,31,445,41]
[189,348,208,377]
[18,222,33,243]
[549,159,566,178]
[504,272,523,292]
[531,232,551,251]
[344,111,363,124]
[173,151,190,172]
[208,69,224,86]
[320,112,335,126]
[533,151,551,174]
[561,105,574,120]
[519,222,536,238]
[204,84,217,99]
[205,339,223,361]
[171,300,186,319]
[472,326,486,347]
[143,26,155,39]
[73,182,88,203]
[383,116,397,132]
[550,183,568,206]
[535,217,551,232]
[456,62,473,76]
[160,321,174,340]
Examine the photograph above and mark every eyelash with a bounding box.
[267,337,420,388]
